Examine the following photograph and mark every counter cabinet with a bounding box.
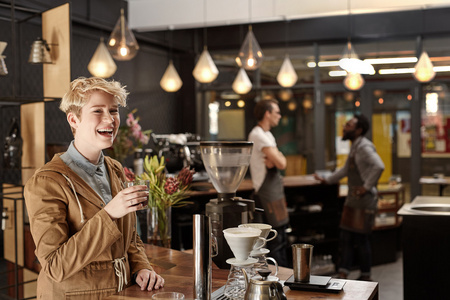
[103,244,379,300]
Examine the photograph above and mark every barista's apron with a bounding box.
[254,167,289,228]
[340,155,376,234]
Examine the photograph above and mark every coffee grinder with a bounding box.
[199,141,255,268]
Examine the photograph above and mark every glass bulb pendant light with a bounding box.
[344,72,365,91]
[339,41,375,75]
[413,51,435,82]
[277,55,298,87]
[237,25,264,70]
[232,68,252,94]
[193,46,219,83]
[160,60,183,92]
[88,38,117,78]
[107,8,139,61]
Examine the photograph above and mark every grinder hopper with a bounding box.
[200,141,255,268]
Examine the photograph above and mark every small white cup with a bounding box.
[238,223,278,248]
[223,227,266,262]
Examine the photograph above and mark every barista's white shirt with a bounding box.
[248,126,277,192]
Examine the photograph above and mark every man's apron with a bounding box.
[340,155,376,234]
[254,167,289,228]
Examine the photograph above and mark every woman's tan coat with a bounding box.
[24,154,153,299]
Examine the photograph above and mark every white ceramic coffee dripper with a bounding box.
[223,227,266,263]
[238,223,278,249]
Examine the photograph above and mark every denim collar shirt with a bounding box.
[60,141,113,204]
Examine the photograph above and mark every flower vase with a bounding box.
[147,204,172,248]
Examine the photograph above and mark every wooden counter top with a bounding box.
[188,175,322,197]
[104,245,378,300]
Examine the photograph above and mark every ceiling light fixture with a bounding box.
[343,72,364,91]
[232,68,252,94]
[338,0,374,76]
[329,70,348,77]
[160,29,183,92]
[107,8,139,61]
[160,60,183,92]
[88,38,117,78]
[308,57,419,68]
[379,65,450,75]
[236,0,264,70]
[364,57,418,64]
[277,20,297,87]
[413,51,436,82]
[193,0,219,83]
[339,41,375,75]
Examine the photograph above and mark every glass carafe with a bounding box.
[224,259,256,300]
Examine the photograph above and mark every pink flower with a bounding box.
[124,167,135,181]
[126,113,135,127]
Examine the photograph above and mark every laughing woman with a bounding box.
[24,77,164,299]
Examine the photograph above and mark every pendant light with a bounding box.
[344,72,365,91]
[236,0,264,70]
[413,51,435,82]
[193,47,219,83]
[107,8,139,61]
[339,41,375,75]
[0,41,7,76]
[277,55,297,87]
[338,0,374,75]
[277,21,297,87]
[193,0,219,83]
[237,25,264,70]
[160,30,183,92]
[160,60,183,92]
[232,68,252,94]
[88,38,117,78]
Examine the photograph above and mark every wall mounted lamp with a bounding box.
[28,38,53,64]
[0,41,7,75]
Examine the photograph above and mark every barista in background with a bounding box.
[314,114,384,281]
[248,99,290,267]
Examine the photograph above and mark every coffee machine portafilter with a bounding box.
[200,141,255,269]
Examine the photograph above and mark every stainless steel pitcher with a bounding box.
[242,269,287,300]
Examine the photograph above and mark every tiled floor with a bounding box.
[344,253,403,300]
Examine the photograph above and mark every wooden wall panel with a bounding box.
[21,102,45,184]
[42,3,71,99]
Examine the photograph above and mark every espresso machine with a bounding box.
[199,141,255,268]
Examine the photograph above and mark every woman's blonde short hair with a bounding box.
[60,77,128,117]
